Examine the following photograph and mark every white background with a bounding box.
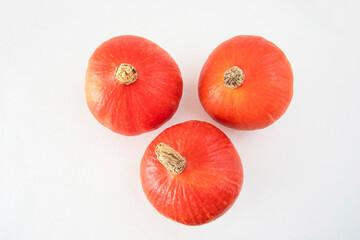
[1,0,359,239]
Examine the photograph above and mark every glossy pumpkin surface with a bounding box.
[199,35,293,130]
[140,120,243,225]
[85,35,183,136]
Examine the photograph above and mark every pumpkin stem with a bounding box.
[155,143,186,175]
[114,63,137,85]
[223,66,245,89]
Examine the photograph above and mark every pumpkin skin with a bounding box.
[85,35,183,136]
[140,120,243,225]
[199,35,293,130]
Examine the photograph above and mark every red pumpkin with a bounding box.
[199,35,293,130]
[85,35,183,136]
[140,120,243,225]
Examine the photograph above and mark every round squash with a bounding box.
[199,35,293,130]
[85,35,183,135]
[140,120,243,225]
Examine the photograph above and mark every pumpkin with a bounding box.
[85,35,183,135]
[140,120,243,225]
[198,35,293,130]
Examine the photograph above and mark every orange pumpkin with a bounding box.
[140,120,243,225]
[199,35,293,130]
[85,35,183,135]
